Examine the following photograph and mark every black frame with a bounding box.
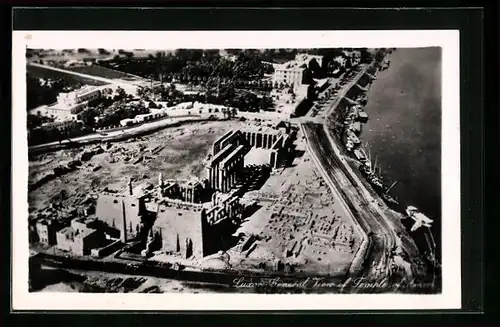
[6,5,491,325]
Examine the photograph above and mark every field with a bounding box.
[27,64,109,86]
[64,65,144,81]
[28,120,243,212]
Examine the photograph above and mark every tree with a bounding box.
[102,87,113,97]
[80,108,97,127]
[360,48,373,63]
[259,96,273,111]
[97,48,110,55]
[116,86,127,99]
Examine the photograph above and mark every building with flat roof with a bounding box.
[294,53,324,69]
[56,218,105,256]
[57,85,102,107]
[159,178,207,204]
[30,85,104,121]
[152,203,208,259]
[207,122,296,188]
[273,65,306,87]
[29,104,79,121]
[95,191,147,243]
[150,192,243,259]
[35,219,59,245]
[272,53,324,87]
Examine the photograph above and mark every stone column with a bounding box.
[212,166,217,189]
[231,161,236,187]
[206,166,212,184]
[237,156,242,182]
[224,168,229,192]
[215,165,220,190]
[219,168,224,192]
[228,165,232,190]
[231,158,238,186]
[225,168,230,192]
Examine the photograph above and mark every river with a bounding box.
[360,47,442,258]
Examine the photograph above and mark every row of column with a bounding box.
[218,156,244,193]
[241,131,278,149]
[207,198,241,225]
[182,187,196,203]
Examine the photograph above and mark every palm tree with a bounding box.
[155,51,166,84]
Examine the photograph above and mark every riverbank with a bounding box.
[360,48,442,260]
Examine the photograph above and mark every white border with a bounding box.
[12,30,461,311]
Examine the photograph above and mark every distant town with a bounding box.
[27,47,440,294]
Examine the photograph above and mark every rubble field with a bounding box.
[227,135,361,276]
[28,120,243,213]
[33,267,220,293]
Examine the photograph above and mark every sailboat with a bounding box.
[382,181,400,206]
[406,206,433,231]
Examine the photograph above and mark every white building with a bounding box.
[273,64,306,86]
[57,85,102,106]
[30,85,104,121]
[29,105,78,121]
[333,55,348,68]
[272,53,324,87]
[294,53,323,69]
[270,84,311,118]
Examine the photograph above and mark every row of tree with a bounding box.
[100,50,273,87]
[26,75,82,110]
[137,83,274,113]
[78,87,142,128]
[28,120,91,146]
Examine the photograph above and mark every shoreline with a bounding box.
[345,51,441,265]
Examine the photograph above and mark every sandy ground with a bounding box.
[28,120,243,212]
[29,120,360,278]
[34,266,223,293]
[244,148,273,166]
[228,132,360,275]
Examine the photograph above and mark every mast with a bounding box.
[367,147,372,167]
[385,181,397,194]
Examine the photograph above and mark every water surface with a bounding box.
[360,47,442,256]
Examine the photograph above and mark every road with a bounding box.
[302,124,395,278]
[29,115,205,153]
[299,61,402,279]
